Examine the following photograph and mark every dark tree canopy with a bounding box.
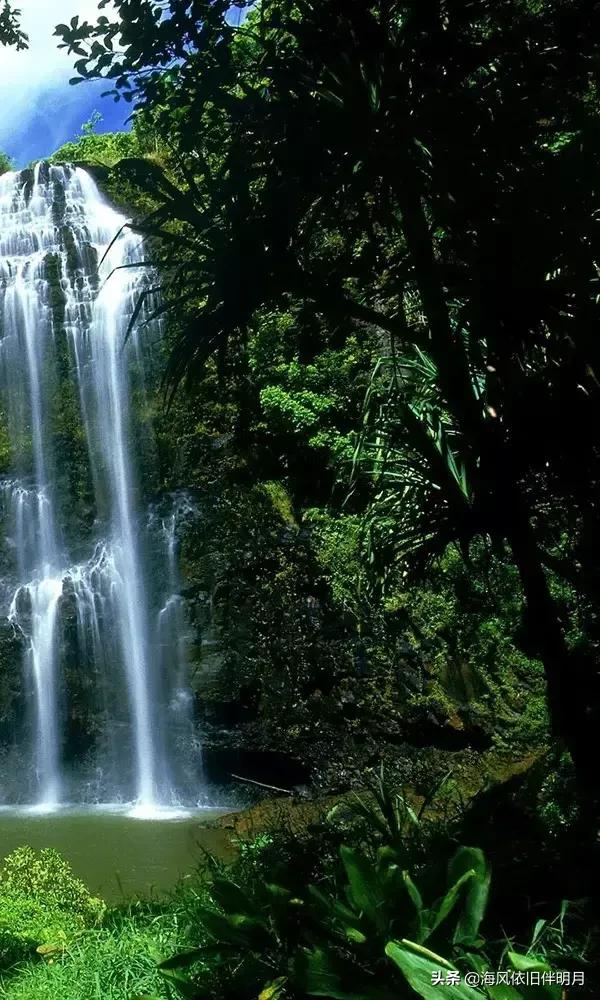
[55,0,600,797]
[0,1,27,49]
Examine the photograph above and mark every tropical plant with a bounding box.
[54,0,600,798]
[150,776,571,1000]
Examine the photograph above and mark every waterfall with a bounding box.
[0,163,201,811]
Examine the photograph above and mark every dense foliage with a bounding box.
[2,0,598,995]
[0,1,26,50]
[0,847,104,968]
[156,778,575,1000]
[48,111,158,168]
[0,776,593,999]
[52,0,600,806]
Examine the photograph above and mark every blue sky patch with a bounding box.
[0,1,131,167]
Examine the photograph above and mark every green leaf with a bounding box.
[518,987,561,1000]
[402,872,423,913]
[194,906,268,948]
[530,919,547,948]
[402,871,425,940]
[378,845,401,872]
[229,913,271,938]
[507,952,551,973]
[461,955,530,998]
[340,845,383,928]
[390,938,455,970]
[160,968,210,999]
[36,942,64,956]
[294,947,393,1000]
[448,848,491,945]
[210,876,256,915]
[447,847,487,886]
[159,949,207,970]
[385,941,485,1000]
[506,953,561,999]
[308,885,362,927]
[266,883,292,901]
[259,978,288,1000]
[346,794,388,838]
[345,926,368,944]
[486,986,526,1000]
[428,870,475,935]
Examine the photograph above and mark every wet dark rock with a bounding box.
[394,640,426,694]
[403,708,492,751]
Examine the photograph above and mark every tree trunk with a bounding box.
[396,158,600,810]
[507,497,600,803]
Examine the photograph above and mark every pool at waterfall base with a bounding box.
[0,806,234,901]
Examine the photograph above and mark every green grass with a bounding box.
[0,906,177,1000]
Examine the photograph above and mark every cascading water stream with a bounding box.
[0,162,201,810]
[72,171,160,809]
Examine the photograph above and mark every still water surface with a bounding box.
[0,808,233,901]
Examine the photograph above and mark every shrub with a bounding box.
[0,847,105,967]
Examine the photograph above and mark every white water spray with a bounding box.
[0,163,200,809]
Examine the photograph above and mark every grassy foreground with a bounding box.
[0,910,176,999]
[0,846,179,999]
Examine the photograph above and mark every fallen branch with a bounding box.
[230,773,292,795]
